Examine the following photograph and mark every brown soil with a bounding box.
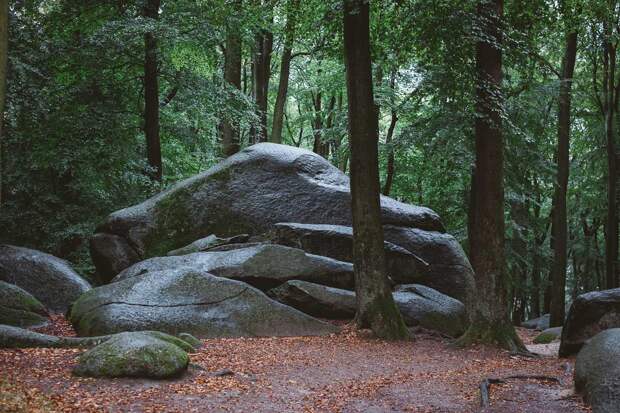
[0,318,589,413]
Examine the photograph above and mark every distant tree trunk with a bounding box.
[143,0,162,181]
[382,72,398,196]
[550,30,578,327]
[458,0,524,352]
[221,0,242,156]
[271,0,299,144]
[312,91,329,157]
[343,0,408,340]
[510,199,529,326]
[252,11,273,143]
[0,0,7,207]
[605,38,619,289]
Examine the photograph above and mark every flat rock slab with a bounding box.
[560,288,620,356]
[112,244,354,290]
[70,269,339,338]
[269,281,468,337]
[73,331,190,379]
[0,245,91,312]
[91,143,443,277]
[273,222,475,307]
[575,328,620,413]
[0,281,48,328]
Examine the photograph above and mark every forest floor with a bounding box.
[0,317,590,413]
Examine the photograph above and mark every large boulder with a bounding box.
[394,284,468,337]
[91,143,444,277]
[90,233,141,284]
[268,281,468,337]
[560,289,620,357]
[533,327,562,344]
[273,223,474,306]
[0,281,48,328]
[0,245,91,312]
[574,328,620,413]
[69,268,338,338]
[522,313,550,331]
[112,244,354,290]
[73,331,190,379]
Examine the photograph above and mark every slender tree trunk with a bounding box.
[312,91,329,157]
[271,0,299,144]
[550,30,578,327]
[605,39,619,289]
[382,71,398,196]
[143,0,162,181]
[252,11,273,143]
[221,0,242,156]
[459,0,524,351]
[343,0,408,340]
[0,0,7,207]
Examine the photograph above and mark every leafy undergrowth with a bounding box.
[0,318,589,413]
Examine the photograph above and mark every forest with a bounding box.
[0,0,619,412]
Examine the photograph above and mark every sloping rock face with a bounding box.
[167,234,250,256]
[560,289,620,357]
[73,332,190,379]
[69,269,338,338]
[0,281,48,328]
[273,223,474,306]
[91,143,444,278]
[0,245,91,312]
[112,244,354,290]
[268,280,357,319]
[574,329,620,413]
[90,234,141,284]
[268,281,468,337]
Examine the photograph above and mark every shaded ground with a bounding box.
[0,318,588,413]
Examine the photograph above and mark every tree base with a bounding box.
[455,321,527,353]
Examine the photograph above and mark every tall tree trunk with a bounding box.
[221,0,242,156]
[271,0,299,144]
[343,0,408,340]
[252,11,273,143]
[143,0,162,181]
[550,30,578,327]
[312,91,329,157]
[382,71,398,196]
[605,40,619,289]
[0,0,7,207]
[459,0,524,351]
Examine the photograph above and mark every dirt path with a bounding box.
[0,319,588,413]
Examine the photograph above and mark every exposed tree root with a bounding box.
[479,375,561,408]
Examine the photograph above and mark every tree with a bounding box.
[343,0,408,340]
[550,27,578,327]
[459,0,524,351]
[0,0,7,207]
[143,0,162,181]
[252,3,273,143]
[271,0,299,144]
[222,0,242,156]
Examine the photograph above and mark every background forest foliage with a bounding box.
[0,0,614,322]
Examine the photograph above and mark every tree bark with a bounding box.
[459,0,524,352]
[550,30,578,327]
[252,9,273,143]
[271,0,299,144]
[143,0,162,181]
[221,0,242,156]
[0,0,7,207]
[605,40,619,289]
[343,0,408,340]
[382,72,398,196]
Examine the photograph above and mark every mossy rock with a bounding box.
[0,281,48,328]
[73,331,190,379]
[533,327,562,344]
